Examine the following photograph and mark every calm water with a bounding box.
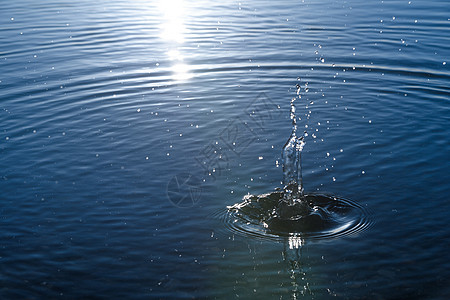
[1,0,449,299]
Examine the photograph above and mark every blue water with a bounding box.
[1,0,449,298]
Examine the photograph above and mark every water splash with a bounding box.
[282,85,306,204]
[223,83,371,241]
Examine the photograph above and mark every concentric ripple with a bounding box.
[222,190,371,242]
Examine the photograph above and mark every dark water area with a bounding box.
[1,0,449,298]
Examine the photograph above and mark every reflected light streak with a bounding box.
[158,0,186,43]
[167,49,183,61]
[158,0,192,81]
[172,63,192,80]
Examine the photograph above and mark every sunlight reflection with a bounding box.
[167,49,183,61]
[158,0,186,43]
[158,0,191,81]
[172,63,192,80]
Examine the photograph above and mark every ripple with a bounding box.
[218,190,372,243]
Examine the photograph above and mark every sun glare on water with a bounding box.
[158,0,192,81]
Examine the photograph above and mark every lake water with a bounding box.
[1,0,449,298]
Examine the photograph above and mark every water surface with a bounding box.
[1,0,449,298]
